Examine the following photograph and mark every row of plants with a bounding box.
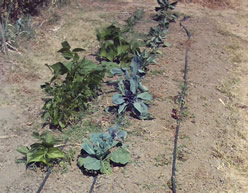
[17,0,178,176]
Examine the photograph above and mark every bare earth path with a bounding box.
[0,0,247,192]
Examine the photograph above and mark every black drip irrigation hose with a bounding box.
[171,16,191,193]
[36,167,52,193]
[89,175,98,193]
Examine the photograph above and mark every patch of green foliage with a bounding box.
[146,0,178,49]
[97,24,140,65]
[78,126,130,175]
[16,132,65,168]
[111,56,153,120]
[154,0,178,22]
[41,41,105,129]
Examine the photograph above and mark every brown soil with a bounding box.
[0,0,247,192]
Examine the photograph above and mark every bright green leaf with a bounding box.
[47,147,64,159]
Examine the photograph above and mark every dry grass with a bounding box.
[179,0,233,9]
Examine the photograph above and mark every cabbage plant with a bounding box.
[111,56,153,120]
[78,126,130,175]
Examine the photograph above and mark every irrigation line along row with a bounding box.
[89,175,98,193]
[171,16,191,193]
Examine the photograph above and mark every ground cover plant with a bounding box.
[16,132,65,168]
[78,126,130,175]
[41,41,105,129]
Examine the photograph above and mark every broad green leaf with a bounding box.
[50,62,68,77]
[61,41,71,49]
[82,139,95,155]
[43,112,50,121]
[117,44,128,56]
[137,92,153,101]
[27,149,46,164]
[47,147,64,159]
[118,103,127,114]
[59,121,66,128]
[61,50,73,60]
[64,61,73,72]
[118,79,125,95]
[99,48,115,61]
[41,132,56,147]
[81,156,101,171]
[130,77,138,94]
[32,132,40,140]
[110,147,130,165]
[100,160,112,174]
[78,157,84,167]
[112,94,125,105]
[17,146,29,154]
[130,56,141,76]
[133,101,148,114]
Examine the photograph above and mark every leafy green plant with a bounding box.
[146,0,178,49]
[135,50,157,69]
[17,132,65,167]
[111,57,153,120]
[146,26,169,49]
[78,126,130,175]
[97,24,140,64]
[154,0,178,21]
[41,41,105,129]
